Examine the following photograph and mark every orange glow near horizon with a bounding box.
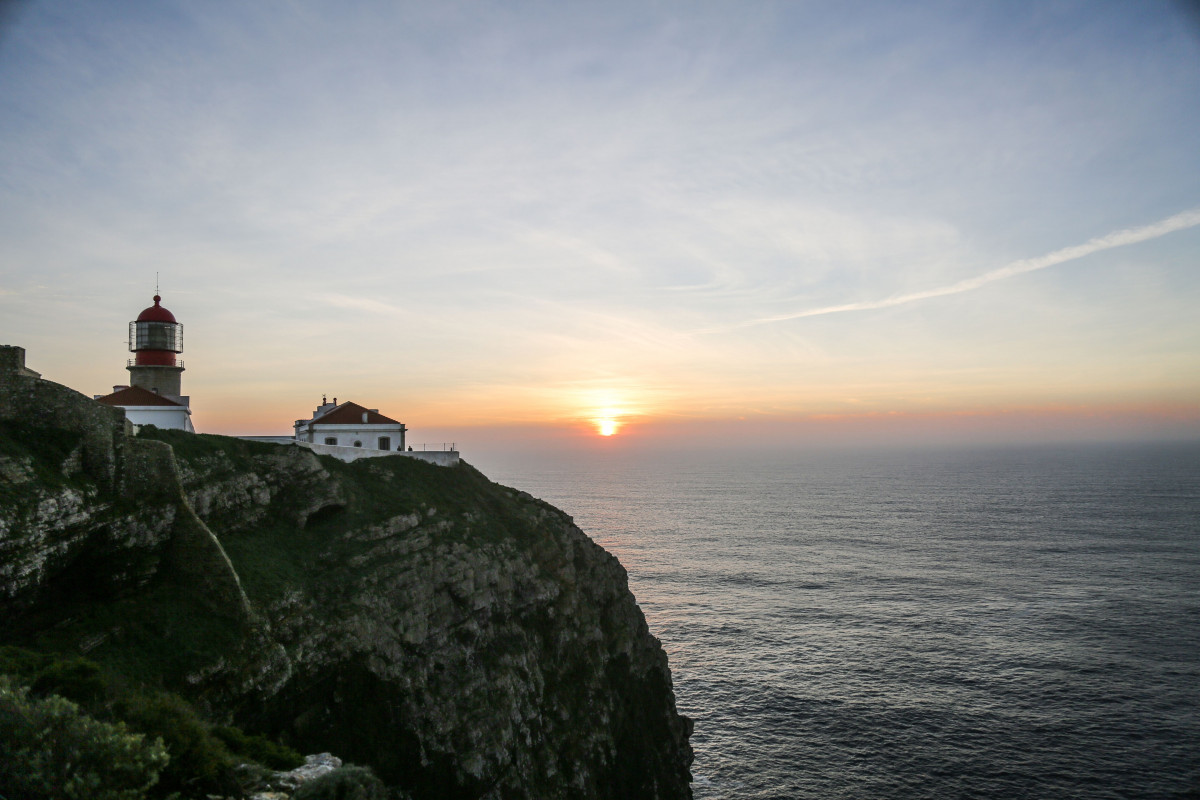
[189,390,1200,449]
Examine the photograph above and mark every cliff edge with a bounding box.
[0,346,693,799]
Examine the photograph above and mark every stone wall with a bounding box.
[239,436,460,466]
[2,345,128,492]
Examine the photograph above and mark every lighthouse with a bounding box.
[128,294,185,398]
[95,294,194,432]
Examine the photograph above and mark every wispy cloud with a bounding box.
[719,208,1200,330]
[3,2,1199,433]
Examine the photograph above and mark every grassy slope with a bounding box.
[4,423,561,687]
[0,424,241,686]
[139,429,564,607]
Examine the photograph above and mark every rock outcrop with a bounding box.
[0,345,253,626]
[0,346,693,799]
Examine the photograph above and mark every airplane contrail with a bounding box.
[732,207,1200,329]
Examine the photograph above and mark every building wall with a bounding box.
[304,423,407,451]
[298,440,458,466]
[124,405,194,433]
[2,345,131,493]
[237,437,458,466]
[127,365,184,397]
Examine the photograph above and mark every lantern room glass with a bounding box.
[130,321,183,353]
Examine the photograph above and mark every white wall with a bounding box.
[297,441,458,466]
[305,423,406,451]
[236,437,458,466]
[125,405,194,433]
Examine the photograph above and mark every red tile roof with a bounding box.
[310,401,401,426]
[96,385,183,407]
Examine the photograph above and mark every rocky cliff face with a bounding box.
[0,347,693,799]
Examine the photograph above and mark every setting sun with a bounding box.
[597,418,619,436]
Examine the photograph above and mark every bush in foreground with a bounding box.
[0,677,168,800]
[214,724,304,770]
[0,646,304,798]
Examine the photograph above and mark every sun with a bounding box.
[587,400,629,437]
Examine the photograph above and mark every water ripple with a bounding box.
[483,443,1200,799]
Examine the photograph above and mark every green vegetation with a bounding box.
[114,691,239,795]
[0,677,168,800]
[136,424,282,464]
[0,420,83,471]
[0,421,88,503]
[0,647,300,798]
[7,564,248,687]
[213,511,331,605]
[137,429,566,605]
[138,429,558,543]
[212,725,303,771]
[30,654,108,706]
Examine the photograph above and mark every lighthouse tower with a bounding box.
[128,294,185,399]
[94,294,194,432]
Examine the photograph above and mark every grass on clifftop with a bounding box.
[138,429,571,605]
[0,421,88,503]
[0,422,251,686]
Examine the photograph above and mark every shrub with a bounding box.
[213,724,304,770]
[292,765,389,800]
[0,645,51,680]
[116,691,238,796]
[30,655,108,706]
[0,648,302,796]
[0,677,168,800]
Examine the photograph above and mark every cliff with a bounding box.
[0,346,693,799]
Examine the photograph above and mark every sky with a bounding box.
[1,0,1198,455]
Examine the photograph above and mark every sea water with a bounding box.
[474,442,1200,799]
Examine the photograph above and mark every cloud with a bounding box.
[320,293,404,315]
[723,208,1200,329]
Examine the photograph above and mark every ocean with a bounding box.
[474,442,1200,799]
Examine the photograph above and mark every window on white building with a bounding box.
[378,436,391,450]
[353,440,362,447]
[324,437,337,445]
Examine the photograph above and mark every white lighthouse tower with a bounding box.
[95,294,194,432]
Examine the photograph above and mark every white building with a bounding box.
[242,397,455,465]
[96,385,194,433]
[294,398,407,452]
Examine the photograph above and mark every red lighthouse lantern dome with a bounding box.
[129,294,183,367]
[136,295,178,324]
